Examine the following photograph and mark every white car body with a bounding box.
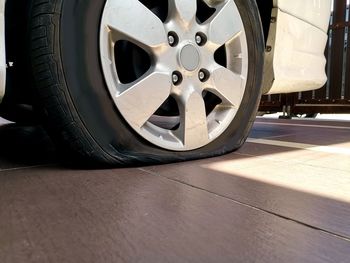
[266,0,332,94]
[0,0,332,102]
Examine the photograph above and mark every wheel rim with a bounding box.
[100,0,248,151]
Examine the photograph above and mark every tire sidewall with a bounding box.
[59,0,264,163]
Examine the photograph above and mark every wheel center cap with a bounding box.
[180,44,200,71]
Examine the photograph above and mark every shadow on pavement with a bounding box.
[0,124,57,168]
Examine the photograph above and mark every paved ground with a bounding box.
[0,117,350,263]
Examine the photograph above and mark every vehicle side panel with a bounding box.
[265,0,332,94]
[276,0,332,33]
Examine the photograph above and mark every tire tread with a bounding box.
[29,0,122,165]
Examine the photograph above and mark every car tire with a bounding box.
[29,0,264,166]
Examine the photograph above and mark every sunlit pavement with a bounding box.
[260,113,350,121]
[0,117,350,262]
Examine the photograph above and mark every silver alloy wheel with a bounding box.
[100,0,248,151]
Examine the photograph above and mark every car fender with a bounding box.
[263,0,332,94]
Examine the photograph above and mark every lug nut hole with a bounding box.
[172,71,183,85]
[168,32,179,47]
[195,32,207,46]
[199,69,210,82]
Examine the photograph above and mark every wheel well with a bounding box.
[0,0,38,123]
[3,0,33,105]
[255,0,273,44]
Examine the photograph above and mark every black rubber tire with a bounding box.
[29,0,264,166]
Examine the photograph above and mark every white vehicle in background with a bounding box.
[0,0,331,165]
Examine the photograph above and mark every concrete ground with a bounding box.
[0,117,350,263]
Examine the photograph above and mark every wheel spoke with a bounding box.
[116,72,172,129]
[205,0,244,48]
[102,0,167,48]
[168,0,197,25]
[209,66,245,107]
[178,89,209,148]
